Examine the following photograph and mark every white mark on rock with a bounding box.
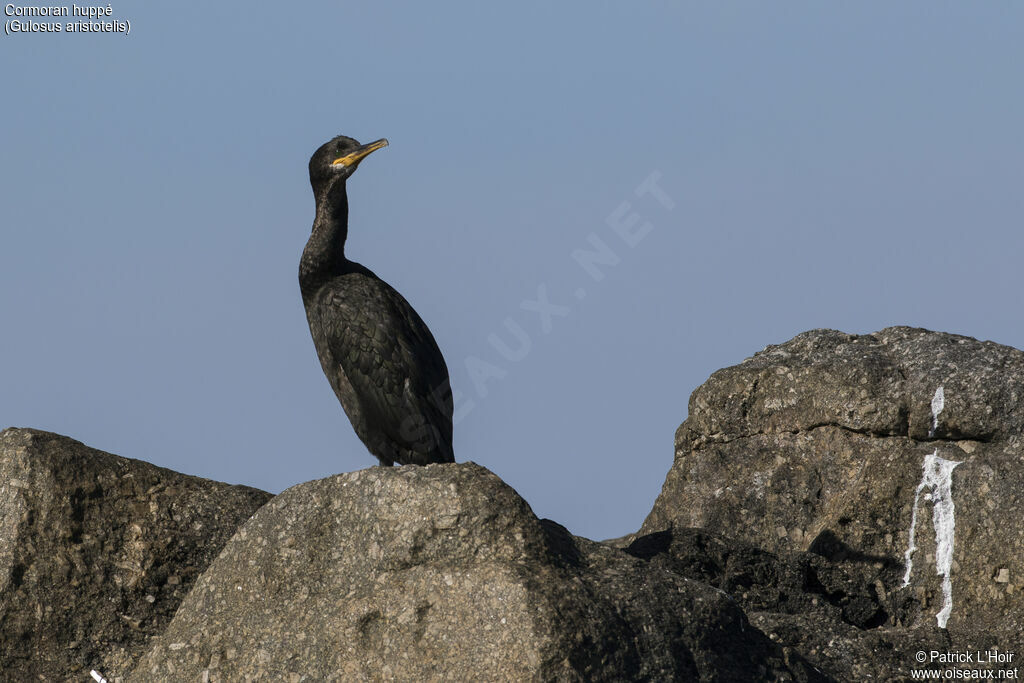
[929,386,944,438]
[902,450,962,629]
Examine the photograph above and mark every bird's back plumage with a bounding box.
[305,265,454,466]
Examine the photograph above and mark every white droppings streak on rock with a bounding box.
[902,449,962,629]
[929,385,944,438]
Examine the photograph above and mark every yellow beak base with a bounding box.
[332,138,389,168]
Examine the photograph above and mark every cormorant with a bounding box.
[299,135,454,466]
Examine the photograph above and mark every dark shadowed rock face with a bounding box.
[131,462,823,682]
[0,428,271,680]
[627,525,967,680]
[641,327,1024,672]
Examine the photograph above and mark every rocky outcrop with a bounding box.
[131,463,823,682]
[642,327,1024,675]
[7,325,1023,681]
[0,428,271,680]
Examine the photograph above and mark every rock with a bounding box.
[628,527,892,629]
[626,525,963,680]
[0,428,271,680]
[132,462,824,681]
[640,327,1024,672]
[14,325,1023,680]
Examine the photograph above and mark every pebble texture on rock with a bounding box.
[641,327,1024,670]
[0,428,271,680]
[131,462,822,682]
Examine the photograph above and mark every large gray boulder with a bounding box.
[131,462,823,682]
[641,327,1024,674]
[0,428,271,680]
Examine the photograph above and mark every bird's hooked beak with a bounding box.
[332,138,389,169]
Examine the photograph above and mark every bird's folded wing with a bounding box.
[312,274,454,457]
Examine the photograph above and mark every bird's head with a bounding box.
[309,135,389,192]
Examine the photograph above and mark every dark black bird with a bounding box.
[299,135,454,466]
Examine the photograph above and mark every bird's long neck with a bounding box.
[300,179,351,302]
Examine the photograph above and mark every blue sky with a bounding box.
[2,3,1022,540]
